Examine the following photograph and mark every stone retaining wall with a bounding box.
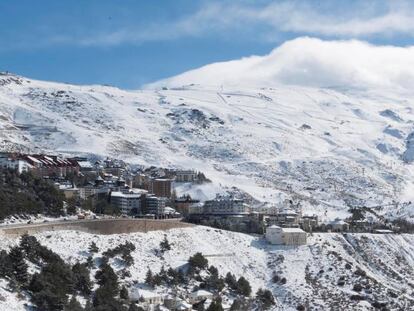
[0,219,194,236]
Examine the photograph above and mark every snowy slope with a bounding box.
[1,72,414,219]
[0,227,413,310]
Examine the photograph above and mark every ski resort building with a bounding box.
[265,225,307,245]
[0,152,80,177]
[145,195,166,216]
[110,189,148,215]
[150,178,173,198]
[203,195,249,215]
[174,169,198,182]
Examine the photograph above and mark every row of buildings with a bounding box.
[0,152,79,177]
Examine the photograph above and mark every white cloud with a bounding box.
[147,37,414,90]
[4,1,414,51]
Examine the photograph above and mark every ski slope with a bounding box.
[1,72,414,219]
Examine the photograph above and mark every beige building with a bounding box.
[265,225,307,245]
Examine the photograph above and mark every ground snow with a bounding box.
[0,227,413,310]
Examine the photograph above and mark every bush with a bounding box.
[88,242,99,253]
[353,283,363,292]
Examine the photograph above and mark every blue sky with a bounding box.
[1,0,413,89]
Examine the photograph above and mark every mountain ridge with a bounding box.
[1,72,414,220]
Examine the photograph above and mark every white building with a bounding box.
[129,288,163,305]
[265,225,307,245]
[145,195,166,216]
[189,289,214,304]
[111,189,147,215]
[175,170,197,182]
[0,154,32,174]
[79,186,109,200]
[202,195,249,215]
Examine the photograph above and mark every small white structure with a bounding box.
[265,225,307,245]
[129,288,163,305]
[189,289,214,304]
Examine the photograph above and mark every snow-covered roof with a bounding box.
[111,191,142,198]
[78,161,93,168]
[190,289,213,297]
[282,227,306,233]
[130,288,162,300]
[27,156,41,164]
[268,225,282,229]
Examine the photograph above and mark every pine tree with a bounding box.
[120,285,129,300]
[255,288,275,310]
[0,250,12,278]
[72,262,92,296]
[225,272,237,290]
[188,252,208,271]
[128,303,140,311]
[95,263,119,298]
[236,277,252,297]
[145,268,154,287]
[64,296,83,311]
[9,246,28,285]
[159,235,171,252]
[207,296,224,311]
[88,242,99,253]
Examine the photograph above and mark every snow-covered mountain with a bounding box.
[1,70,414,220]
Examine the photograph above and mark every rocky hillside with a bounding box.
[0,228,413,310]
[1,72,414,219]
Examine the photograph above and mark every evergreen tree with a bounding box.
[159,235,171,252]
[29,261,75,310]
[64,296,83,311]
[236,277,252,297]
[9,246,28,285]
[159,265,168,284]
[0,250,12,278]
[19,234,41,261]
[72,262,92,296]
[120,285,129,300]
[94,263,119,299]
[255,288,276,310]
[128,303,140,311]
[88,242,99,253]
[189,252,208,271]
[66,197,78,215]
[230,298,251,311]
[121,252,134,266]
[225,272,237,290]
[145,268,154,287]
[207,296,224,311]
[86,256,94,269]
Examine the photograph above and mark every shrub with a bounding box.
[88,242,99,253]
[353,283,363,292]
